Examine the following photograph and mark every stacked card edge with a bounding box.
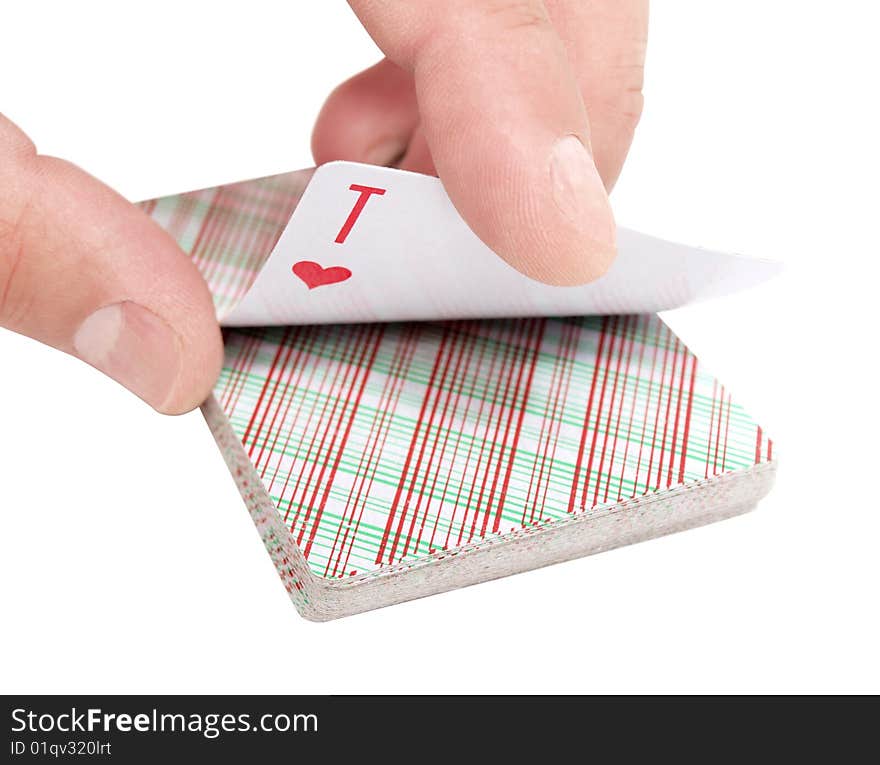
[203,395,776,621]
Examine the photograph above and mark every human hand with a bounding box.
[0,2,646,416]
[314,0,648,285]
[0,114,223,414]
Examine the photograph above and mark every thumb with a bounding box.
[0,115,222,414]
[348,0,616,285]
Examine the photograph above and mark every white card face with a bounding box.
[220,161,780,326]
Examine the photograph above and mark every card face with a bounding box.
[214,162,780,326]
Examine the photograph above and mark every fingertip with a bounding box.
[150,245,225,415]
[157,319,224,415]
[435,131,617,288]
[516,238,617,287]
[543,134,617,284]
[72,299,223,416]
[487,217,617,287]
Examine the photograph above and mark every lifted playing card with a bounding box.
[142,162,776,620]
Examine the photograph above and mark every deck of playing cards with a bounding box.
[141,162,777,620]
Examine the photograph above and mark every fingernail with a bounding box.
[549,135,616,253]
[73,302,182,412]
[364,136,408,167]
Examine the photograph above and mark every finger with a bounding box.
[348,0,616,285]
[0,115,223,414]
[321,4,648,191]
[397,125,436,175]
[312,58,420,167]
[544,0,648,190]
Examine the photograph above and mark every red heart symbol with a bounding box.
[292,260,352,289]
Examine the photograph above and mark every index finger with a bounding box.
[348,0,616,285]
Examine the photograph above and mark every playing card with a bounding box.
[145,161,780,327]
[200,315,775,619]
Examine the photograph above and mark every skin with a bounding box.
[0,0,648,414]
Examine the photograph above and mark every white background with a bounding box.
[2,1,878,693]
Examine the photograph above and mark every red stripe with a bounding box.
[166,193,199,247]
[187,187,223,265]
[242,328,293,458]
[633,322,661,495]
[525,321,571,524]
[391,326,461,562]
[479,319,535,537]
[655,335,680,490]
[274,332,333,524]
[705,380,718,479]
[645,326,674,493]
[713,385,725,476]
[190,187,230,285]
[327,327,412,577]
[666,336,689,488]
[303,328,383,558]
[425,327,479,553]
[413,326,478,557]
[567,318,608,513]
[596,316,633,505]
[534,322,578,523]
[468,321,525,542]
[441,326,491,550]
[288,326,363,532]
[340,326,420,576]
[618,317,648,501]
[492,318,545,533]
[224,332,262,417]
[376,328,451,564]
[579,319,619,509]
[677,355,699,483]
[298,326,377,551]
[456,324,512,545]
[217,332,253,411]
[605,316,638,503]
[538,323,578,519]
[400,327,469,560]
[262,329,318,506]
[721,392,732,473]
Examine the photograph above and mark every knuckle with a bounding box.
[0,116,38,325]
[413,1,550,75]
[0,208,28,326]
[0,201,40,331]
[482,0,550,32]
[616,84,645,134]
[593,64,646,137]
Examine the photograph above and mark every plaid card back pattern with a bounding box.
[139,170,311,316]
[215,318,770,579]
[143,173,772,581]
